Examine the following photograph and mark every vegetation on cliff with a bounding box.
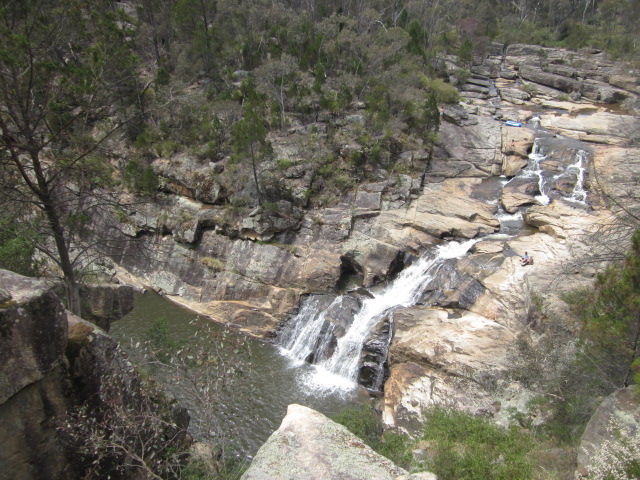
[2,0,639,298]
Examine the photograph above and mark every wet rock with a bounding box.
[359,317,392,390]
[551,171,579,197]
[242,404,409,480]
[417,260,485,310]
[501,177,540,213]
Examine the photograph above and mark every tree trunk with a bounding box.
[250,143,263,205]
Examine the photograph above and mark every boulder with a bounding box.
[581,79,629,103]
[0,270,67,404]
[382,306,514,433]
[501,177,540,213]
[576,387,640,479]
[241,404,409,480]
[502,155,529,177]
[519,66,581,93]
[382,361,498,434]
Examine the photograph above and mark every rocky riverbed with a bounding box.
[98,43,640,435]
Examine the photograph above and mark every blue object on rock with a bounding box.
[505,120,523,127]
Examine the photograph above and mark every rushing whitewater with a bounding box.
[279,239,477,392]
[563,150,588,205]
[526,140,551,205]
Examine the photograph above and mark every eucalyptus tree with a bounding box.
[232,97,269,206]
[0,0,143,313]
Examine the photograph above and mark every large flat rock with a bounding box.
[241,404,409,480]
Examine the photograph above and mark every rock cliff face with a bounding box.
[0,271,71,480]
[96,44,639,436]
[0,270,176,480]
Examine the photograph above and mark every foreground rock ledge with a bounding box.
[241,404,435,480]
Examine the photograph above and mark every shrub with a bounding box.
[201,256,225,272]
[332,406,416,470]
[421,408,534,480]
[421,76,460,104]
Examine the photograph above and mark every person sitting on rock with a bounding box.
[520,252,533,266]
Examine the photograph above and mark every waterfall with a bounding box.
[562,150,588,205]
[525,140,551,205]
[279,239,477,392]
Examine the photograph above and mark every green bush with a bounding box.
[0,218,36,276]
[332,406,416,470]
[421,408,534,480]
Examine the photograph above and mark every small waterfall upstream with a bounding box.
[523,140,551,205]
[562,149,588,204]
[507,139,589,207]
[279,239,477,393]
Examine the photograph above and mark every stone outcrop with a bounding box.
[0,270,187,480]
[87,42,640,458]
[0,271,70,480]
[0,272,67,406]
[383,307,514,433]
[576,387,640,479]
[241,404,429,480]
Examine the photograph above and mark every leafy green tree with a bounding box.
[254,54,298,130]
[0,0,142,313]
[577,228,640,388]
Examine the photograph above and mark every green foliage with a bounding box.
[201,256,225,272]
[333,405,382,445]
[233,97,270,205]
[332,406,415,470]
[572,229,640,390]
[0,216,36,276]
[421,408,534,480]
[422,76,460,104]
[458,37,473,66]
[124,160,159,196]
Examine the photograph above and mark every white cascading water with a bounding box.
[524,140,551,205]
[279,295,344,367]
[280,239,477,392]
[562,149,588,205]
